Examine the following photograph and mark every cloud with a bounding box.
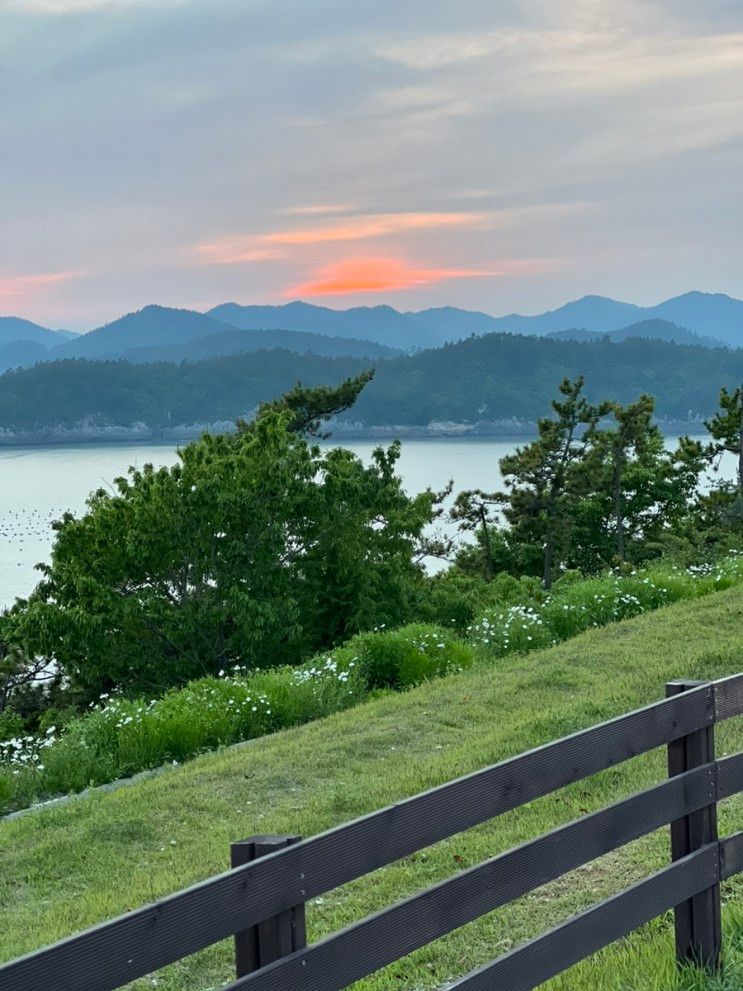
[375,27,743,94]
[276,203,359,216]
[0,270,83,299]
[5,0,743,324]
[188,212,492,265]
[281,257,548,298]
[264,211,489,245]
[188,244,284,266]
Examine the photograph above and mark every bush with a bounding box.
[415,573,490,630]
[347,624,474,689]
[4,558,743,818]
[468,605,554,656]
[468,553,743,660]
[0,624,471,815]
[418,571,543,631]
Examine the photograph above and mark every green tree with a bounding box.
[604,395,655,562]
[247,369,374,438]
[706,384,743,523]
[499,377,608,587]
[449,489,501,579]
[573,418,705,570]
[2,383,433,702]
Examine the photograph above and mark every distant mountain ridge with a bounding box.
[207,292,743,348]
[0,306,400,370]
[0,318,78,373]
[120,327,400,363]
[53,306,234,359]
[486,292,743,345]
[2,291,742,373]
[208,301,428,349]
[0,317,76,347]
[547,318,726,348]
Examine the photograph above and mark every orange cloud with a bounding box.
[0,270,83,299]
[265,211,489,245]
[189,211,490,264]
[281,258,500,297]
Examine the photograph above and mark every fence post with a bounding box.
[231,835,307,977]
[666,679,721,971]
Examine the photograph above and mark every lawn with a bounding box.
[2,586,743,990]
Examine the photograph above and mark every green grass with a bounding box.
[5,556,743,817]
[2,587,743,989]
[0,624,472,815]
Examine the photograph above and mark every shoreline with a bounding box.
[0,418,709,447]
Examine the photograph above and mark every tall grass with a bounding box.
[467,555,743,656]
[3,554,743,816]
[0,624,471,814]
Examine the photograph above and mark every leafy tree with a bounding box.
[451,383,708,580]
[573,420,706,570]
[0,643,54,716]
[2,386,433,702]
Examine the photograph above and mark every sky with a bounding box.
[2,0,743,330]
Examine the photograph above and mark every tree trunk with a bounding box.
[479,508,494,581]
[543,526,554,589]
[614,450,625,562]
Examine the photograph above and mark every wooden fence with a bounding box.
[2,675,743,990]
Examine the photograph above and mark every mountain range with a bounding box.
[0,291,742,374]
[206,291,743,347]
[0,307,399,371]
[546,319,724,348]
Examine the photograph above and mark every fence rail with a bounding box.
[2,674,743,991]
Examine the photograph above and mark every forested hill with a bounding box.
[1,333,742,436]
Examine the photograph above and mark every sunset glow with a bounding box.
[189,244,284,265]
[190,212,490,266]
[282,258,496,297]
[264,211,489,246]
[7,1,743,325]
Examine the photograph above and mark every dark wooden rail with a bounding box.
[2,674,743,991]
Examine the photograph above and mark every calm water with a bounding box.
[0,437,733,609]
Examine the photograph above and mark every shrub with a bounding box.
[416,573,490,630]
[0,656,368,814]
[4,557,743,817]
[0,624,470,815]
[347,624,474,689]
[418,571,544,631]
[468,554,743,660]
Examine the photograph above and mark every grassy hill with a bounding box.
[2,587,743,989]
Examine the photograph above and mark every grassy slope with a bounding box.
[2,588,743,990]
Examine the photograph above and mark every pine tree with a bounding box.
[706,385,743,521]
[499,377,608,588]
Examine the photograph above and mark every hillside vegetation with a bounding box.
[5,557,743,816]
[2,586,743,990]
[1,333,743,434]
